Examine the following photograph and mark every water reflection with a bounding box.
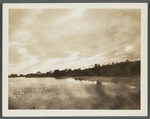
[9,77,140,109]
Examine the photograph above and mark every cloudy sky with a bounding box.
[9,9,141,75]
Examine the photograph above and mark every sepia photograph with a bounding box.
[3,3,148,116]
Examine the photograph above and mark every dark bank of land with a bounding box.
[9,60,140,78]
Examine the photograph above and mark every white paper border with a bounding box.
[2,3,148,117]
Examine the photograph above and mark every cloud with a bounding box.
[125,46,133,51]
[115,53,119,55]
[9,9,141,74]
[28,58,61,73]
[18,47,27,54]
[46,52,106,71]
[9,46,24,64]
[9,54,39,74]
[9,42,26,46]
[52,9,86,25]
[65,52,79,61]
[70,9,86,18]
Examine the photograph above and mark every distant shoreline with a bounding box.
[9,60,140,78]
[8,75,140,78]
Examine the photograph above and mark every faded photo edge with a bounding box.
[2,3,148,117]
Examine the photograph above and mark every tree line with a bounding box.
[9,60,140,78]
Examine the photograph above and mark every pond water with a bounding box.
[8,77,140,109]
